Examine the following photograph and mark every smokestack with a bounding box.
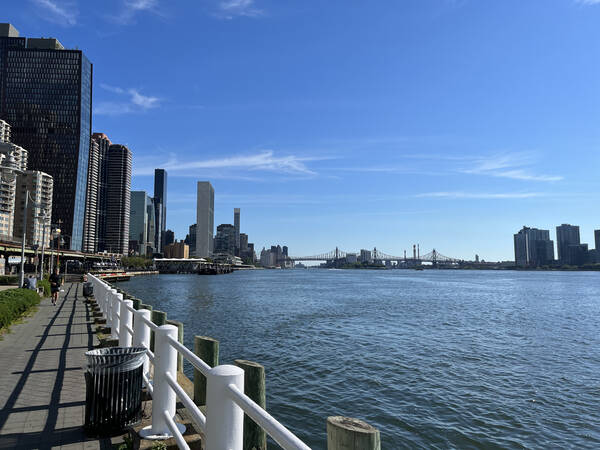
[413,245,416,260]
[417,244,420,259]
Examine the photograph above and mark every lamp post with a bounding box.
[49,228,61,275]
[38,215,50,279]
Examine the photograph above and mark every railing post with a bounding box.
[133,309,151,377]
[119,299,133,347]
[140,325,185,439]
[112,292,122,339]
[205,365,244,450]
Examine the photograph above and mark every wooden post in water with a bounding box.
[166,319,184,371]
[150,310,167,352]
[235,360,267,450]
[140,303,153,311]
[327,416,380,450]
[131,298,141,310]
[193,336,219,406]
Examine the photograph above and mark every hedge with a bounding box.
[39,279,51,297]
[0,275,18,285]
[0,288,41,330]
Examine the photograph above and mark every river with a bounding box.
[116,269,600,448]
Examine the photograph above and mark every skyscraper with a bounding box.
[196,181,214,257]
[90,133,112,252]
[129,191,155,256]
[214,224,236,255]
[154,169,167,253]
[595,230,600,251]
[187,223,197,255]
[234,208,240,255]
[0,24,92,250]
[105,144,131,254]
[556,224,580,264]
[514,226,554,267]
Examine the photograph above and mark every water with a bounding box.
[117,270,600,448]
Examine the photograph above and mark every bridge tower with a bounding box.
[432,249,438,266]
[335,247,339,260]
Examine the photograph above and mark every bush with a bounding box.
[0,275,18,285]
[39,279,51,297]
[0,288,41,330]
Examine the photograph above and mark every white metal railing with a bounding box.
[87,274,311,450]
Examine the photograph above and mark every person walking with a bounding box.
[49,267,62,306]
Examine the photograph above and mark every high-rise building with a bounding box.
[129,191,156,256]
[187,224,197,255]
[0,119,10,142]
[196,181,214,257]
[595,230,600,251]
[514,226,554,267]
[154,169,167,252]
[214,224,236,255]
[90,133,111,252]
[239,233,248,256]
[82,139,100,253]
[164,229,175,246]
[14,170,53,247]
[104,144,131,254]
[164,240,189,259]
[0,141,27,238]
[556,224,580,264]
[234,208,240,255]
[0,24,92,250]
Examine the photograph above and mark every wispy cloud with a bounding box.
[94,84,160,116]
[576,0,600,5]
[134,151,322,177]
[31,0,78,26]
[111,0,159,24]
[216,0,263,19]
[415,191,544,199]
[461,153,563,182]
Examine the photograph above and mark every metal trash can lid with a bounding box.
[85,347,147,373]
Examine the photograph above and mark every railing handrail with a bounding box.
[86,273,312,450]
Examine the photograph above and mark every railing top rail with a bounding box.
[138,313,159,331]
[226,383,311,450]
[166,335,211,376]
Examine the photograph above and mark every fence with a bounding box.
[87,274,312,450]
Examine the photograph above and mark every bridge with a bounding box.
[287,248,462,264]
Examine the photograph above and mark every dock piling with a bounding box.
[327,416,380,450]
[193,335,219,406]
[235,359,267,450]
[150,310,167,352]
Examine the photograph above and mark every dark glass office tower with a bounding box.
[0,24,92,250]
[153,168,167,253]
[105,144,131,254]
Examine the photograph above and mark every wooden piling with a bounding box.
[327,416,380,450]
[235,360,267,450]
[193,336,219,406]
[140,303,153,311]
[166,319,184,371]
[150,310,167,351]
[131,298,141,310]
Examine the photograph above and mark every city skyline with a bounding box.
[4,1,600,259]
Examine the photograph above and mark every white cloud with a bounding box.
[134,151,320,177]
[415,191,544,199]
[576,0,600,4]
[462,153,563,182]
[111,0,159,24]
[32,0,78,26]
[95,84,160,115]
[217,0,263,19]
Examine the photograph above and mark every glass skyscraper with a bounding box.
[153,168,167,253]
[0,24,92,250]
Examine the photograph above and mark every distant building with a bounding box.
[90,133,111,253]
[196,181,214,257]
[514,226,554,267]
[595,229,600,252]
[164,229,175,246]
[14,170,53,247]
[567,243,588,266]
[214,224,236,255]
[0,119,10,142]
[187,224,197,255]
[0,141,27,238]
[259,244,289,267]
[164,240,189,259]
[346,253,358,264]
[104,144,131,254]
[129,191,155,256]
[0,24,92,250]
[234,208,240,256]
[154,169,167,252]
[360,249,372,263]
[556,224,580,264]
[247,243,255,262]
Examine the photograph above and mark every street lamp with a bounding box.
[36,213,51,279]
[49,227,61,275]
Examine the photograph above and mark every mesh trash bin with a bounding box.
[83,282,93,297]
[84,347,146,435]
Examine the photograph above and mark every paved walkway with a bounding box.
[0,283,111,449]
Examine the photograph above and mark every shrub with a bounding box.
[0,288,41,330]
[39,279,51,297]
[0,275,19,285]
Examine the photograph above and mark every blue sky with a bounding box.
[4,0,600,260]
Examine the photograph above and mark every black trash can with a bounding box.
[83,282,93,297]
[84,347,146,435]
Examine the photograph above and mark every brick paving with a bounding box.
[0,283,112,449]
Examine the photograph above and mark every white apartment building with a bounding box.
[0,142,27,238]
[0,119,10,143]
[14,170,53,247]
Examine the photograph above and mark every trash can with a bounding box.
[83,282,93,297]
[84,347,146,435]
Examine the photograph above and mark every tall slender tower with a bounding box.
[154,169,167,253]
[105,144,131,254]
[234,208,240,256]
[196,182,214,257]
[0,24,92,251]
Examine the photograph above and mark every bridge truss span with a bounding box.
[288,247,461,264]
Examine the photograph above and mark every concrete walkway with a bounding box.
[0,283,110,449]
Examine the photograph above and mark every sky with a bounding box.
[3,0,600,260]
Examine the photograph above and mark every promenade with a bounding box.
[0,283,108,449]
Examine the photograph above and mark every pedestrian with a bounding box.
[49,267,61,306]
